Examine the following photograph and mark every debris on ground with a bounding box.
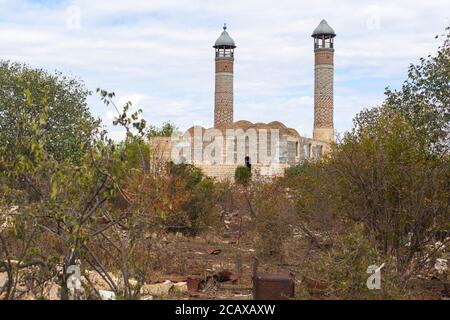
[0,273,7,288]
[187,276,202,294]
[214,270,233,283]
[99,290,116,300]
[141,280,175,297]
[173,282,188,294]
[140,280,187,297]
[210,249,222,255]
[434,258,448,275]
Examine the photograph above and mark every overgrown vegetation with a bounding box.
[0,61,98,163]
[234,165,252,185]
[286,27,449,297]
[0,28,448,300]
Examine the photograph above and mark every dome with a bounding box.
[214,24,236,48]
[312,19,336,37]
[187,121,301,141]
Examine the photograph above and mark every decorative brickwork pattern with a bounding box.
[315,51,334,65]
[314,66,333,128]
[314,49,334,142]
[216,59,234,73]
[215,58,234,127]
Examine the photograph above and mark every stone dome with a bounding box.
[187,121,300,139]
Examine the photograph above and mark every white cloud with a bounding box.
[1,0,449,139]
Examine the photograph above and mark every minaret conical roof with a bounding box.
[312,19,336,37]
[214,24,236,48]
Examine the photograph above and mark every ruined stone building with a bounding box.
[152,20,337,180]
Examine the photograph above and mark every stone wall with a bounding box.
[149,137,172,162]
[196,163,289,181]
[150,134,330,181]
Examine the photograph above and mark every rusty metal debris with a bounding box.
[253,274,295,300]
[252,257,295,300]
[214,269,233,283]
[229,274,239,284]
[186,269,240,295]
[187,276,202,294]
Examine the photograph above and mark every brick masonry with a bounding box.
[216,59,234,73]
[215,58,234,127]
[147,27,336,181]
[314,49,334,143]
[315,50,334,65]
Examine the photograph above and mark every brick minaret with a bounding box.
[312,19,336,143]
[214,24,236,128]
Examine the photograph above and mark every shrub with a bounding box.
[132,162,220,236]
[235,166,252,185]
[301,224,404,299]
[253,181,294,261]
[285,161,310,178]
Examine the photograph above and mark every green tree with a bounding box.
[285,161,310,178]
[0,61,98,162]
[166,163,218,236]
[146,121,178,138]
[358,27,449,155]
[292,29,450,277]
[335,111,448,271]
[0,88,151,300]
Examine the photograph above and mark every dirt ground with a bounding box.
[144,213,448,300]
[144,211,311,300]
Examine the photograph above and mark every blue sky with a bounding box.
[1,0,449,140]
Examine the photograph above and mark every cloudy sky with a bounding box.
[1,0,449,139]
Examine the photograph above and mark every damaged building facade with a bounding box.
[151,20,337,180]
